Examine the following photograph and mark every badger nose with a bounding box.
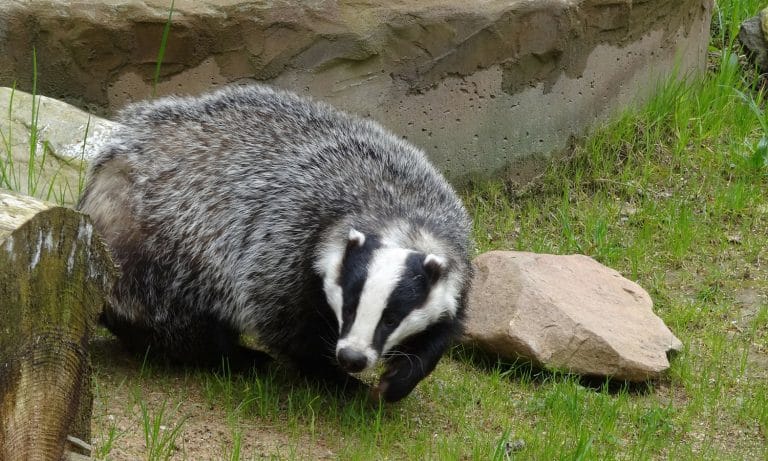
[337,348,368,373]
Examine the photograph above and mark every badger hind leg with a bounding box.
[100,309,273,372]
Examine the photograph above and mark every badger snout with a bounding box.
[337,347,369,373]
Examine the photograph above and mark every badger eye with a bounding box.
[382,314,397,328]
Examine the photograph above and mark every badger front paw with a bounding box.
[371,358,422,403]
[371,320,459,402]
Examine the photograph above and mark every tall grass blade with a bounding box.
[27,47,41,197]
[0,83,17,190]
[152,0,175,97]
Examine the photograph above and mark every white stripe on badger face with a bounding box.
[335,247,412,368]
[383,271,460,353]
[315,238,345,326]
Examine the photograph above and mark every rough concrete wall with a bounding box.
[0,0,713,183]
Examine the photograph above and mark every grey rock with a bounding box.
[464,251,683,381]
[0,0,713,183]
[739,15,768,73]
[0,87,115,206]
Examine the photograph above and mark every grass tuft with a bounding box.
[1,50,91,205]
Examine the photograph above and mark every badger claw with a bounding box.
[371,363,418,403]
[369,381,387,402]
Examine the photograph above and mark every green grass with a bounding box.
[1,50,91,205]
[0,83,18,189]
[138,398,188,460]
[2,48,54,199]
[91,376,124,459]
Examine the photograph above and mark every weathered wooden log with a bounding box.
[0,189,116,461]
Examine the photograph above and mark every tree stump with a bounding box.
[0,190,116,461]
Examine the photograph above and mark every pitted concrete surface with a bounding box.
[0,0,713,183]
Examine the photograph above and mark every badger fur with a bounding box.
[77,84,472,402]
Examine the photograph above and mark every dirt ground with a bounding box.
[89,338,337,460]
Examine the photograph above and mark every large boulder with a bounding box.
[464,251,682,381]
[0,87,115,206]
[0,0,713,183]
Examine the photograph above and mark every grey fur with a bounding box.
[78,84,472,401]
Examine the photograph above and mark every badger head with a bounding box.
[315,227,462,400]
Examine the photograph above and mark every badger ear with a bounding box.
[347,228,366,248]
[423,254,447,284]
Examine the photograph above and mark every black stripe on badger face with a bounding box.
[335,241,447,374]
[337,232,381,339]
[371,252,432,352]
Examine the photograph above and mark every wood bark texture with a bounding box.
[0,190,116,461]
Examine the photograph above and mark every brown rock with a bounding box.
[464,251,682,381]
[0,0,713,183]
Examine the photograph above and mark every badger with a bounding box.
[77,84,473,402]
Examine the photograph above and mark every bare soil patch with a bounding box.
[90,338,337,460]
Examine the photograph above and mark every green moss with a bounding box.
[0,198,116,454]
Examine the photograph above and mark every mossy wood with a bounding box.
[0,189,116,461]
